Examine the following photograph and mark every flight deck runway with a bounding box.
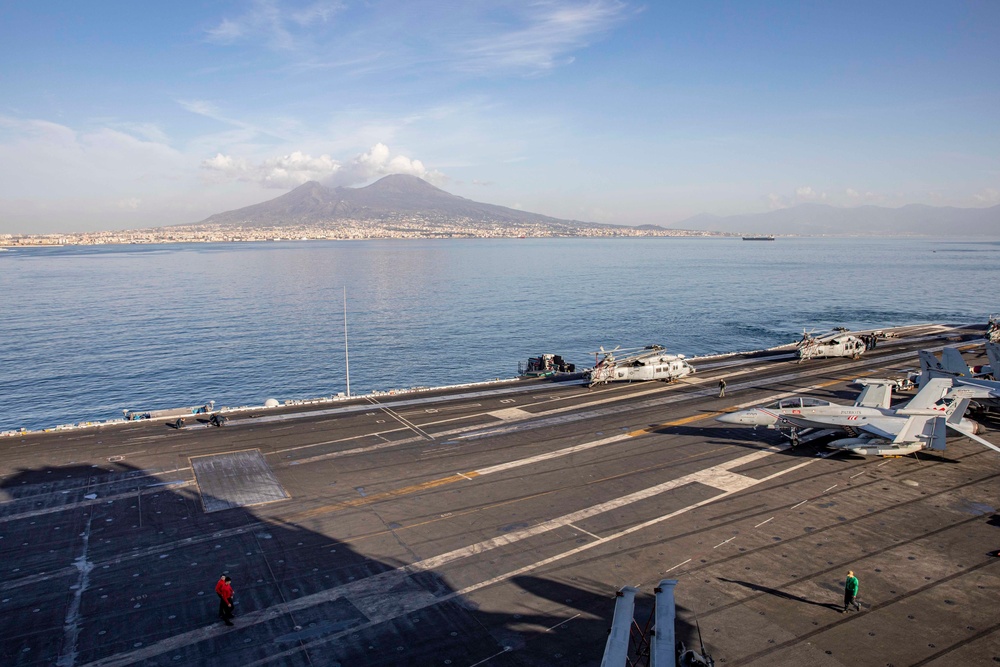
[1,324,999,666]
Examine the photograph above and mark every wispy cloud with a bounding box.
[455,1,630,74]
[205,0,344,50]
[177,99,293,145]
[205,1,630,78]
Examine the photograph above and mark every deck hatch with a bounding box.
[190,449,289,512]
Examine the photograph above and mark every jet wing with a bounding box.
[858,417,907,440]
[954,378,1000,398]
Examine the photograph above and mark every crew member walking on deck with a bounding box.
[215,575,234,626]
[842,571,860,613]
[718,378,727,398]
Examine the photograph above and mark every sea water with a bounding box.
[1,236,998,432]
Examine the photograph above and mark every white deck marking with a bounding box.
[488,407,533,420]
[665,558,692,573]
[754,517,775,528]
[56,514,93,667]
[790,499,808,509]
[568,523,602,540]
[713,536,737,549]
[474,434,632,475]
[468,647,513,666]
[823,484,838,493]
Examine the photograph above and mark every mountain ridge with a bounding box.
[676,201,1000,236]
[187,175,1000,237]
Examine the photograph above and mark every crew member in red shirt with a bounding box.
[215,575,234,626]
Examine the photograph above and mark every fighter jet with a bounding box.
[716,378,997,456]
[917,347,994,385]
[914,344,1000,413]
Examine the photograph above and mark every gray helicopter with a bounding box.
[587,344,695,387]
[795,328,872,362]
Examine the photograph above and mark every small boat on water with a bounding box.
[742,235,774,241]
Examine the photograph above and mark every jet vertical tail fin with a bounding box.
[918,350,946,388]
[944,397,971,425]
[986,342,1000,375]
[940,348,971,376]
[944,395,1000,454]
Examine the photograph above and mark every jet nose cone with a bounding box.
[715,412,744,424]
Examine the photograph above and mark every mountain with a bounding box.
[676,202,1000,236]
[196,174,599,230]
[191,176,1000,237]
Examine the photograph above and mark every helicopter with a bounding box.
[796,328,870,362]
[988,314,1000,343]
[587,344,694,388]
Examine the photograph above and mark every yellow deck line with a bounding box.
[288,372,868,521]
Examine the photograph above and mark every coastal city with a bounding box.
[1,216,730,246]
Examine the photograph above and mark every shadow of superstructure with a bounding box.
[0,462,621,666]
[717,578,842,613]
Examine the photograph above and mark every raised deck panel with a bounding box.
[191,449,290,512]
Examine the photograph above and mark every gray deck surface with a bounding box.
[1,323,999,666]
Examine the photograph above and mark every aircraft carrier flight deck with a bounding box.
[1,323,999,666]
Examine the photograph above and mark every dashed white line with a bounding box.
[665,558,692,573]
[754,517,774,528]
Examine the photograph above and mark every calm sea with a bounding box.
[2,237,998,432]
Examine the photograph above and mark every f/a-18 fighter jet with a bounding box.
[917,345,995,385]
[715,377,999,456]
[914,343,1000,413]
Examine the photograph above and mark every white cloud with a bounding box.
[767,193,788,210]
[200,143,444,189]
[845,188,859,199]
[118,198,141,211]
[794,186,828,202]
[973,188,1000,205]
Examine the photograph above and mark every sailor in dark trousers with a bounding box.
[718,378,726,398]
[842,570,860,613]
[215,575,234,625]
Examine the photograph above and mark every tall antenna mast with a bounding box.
[344,286,351,398]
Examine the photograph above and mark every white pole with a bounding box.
[344,285,351,398]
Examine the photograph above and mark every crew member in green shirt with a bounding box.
[843,570,860,613]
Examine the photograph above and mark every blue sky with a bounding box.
[1,1,998,234]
